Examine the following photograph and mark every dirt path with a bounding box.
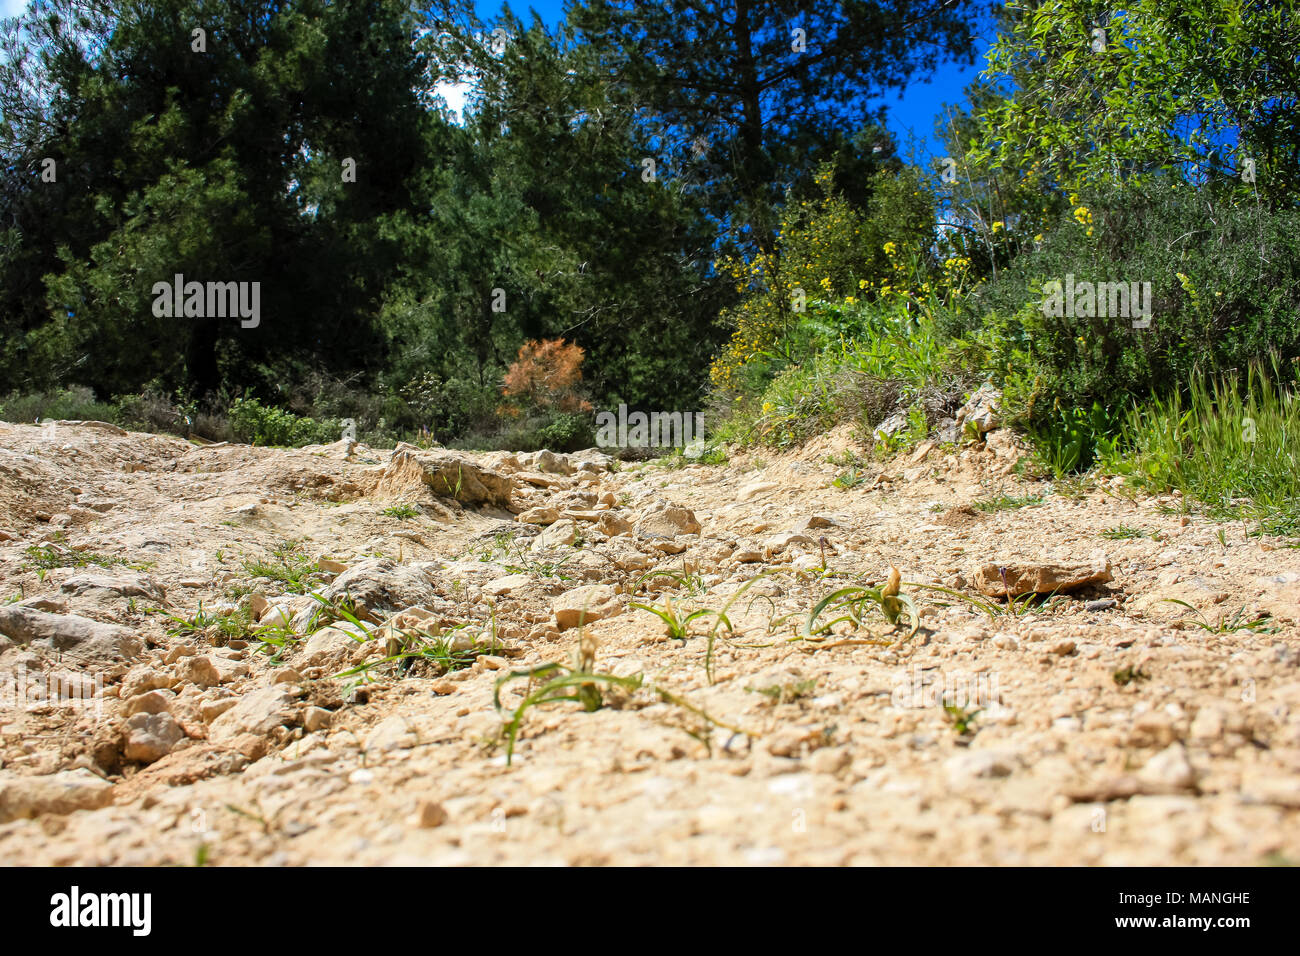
[0,420,1297,865]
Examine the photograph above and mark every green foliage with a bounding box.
[1025,402,1115,476]
[228,397,338,448]
[1100,526,1153,540]
[721,296,977,450]
[746,679,817,706]
[574,0,980,250]
[1113,665,1151,687]
[240,541,323,594]
[23,542,128,571]
[944,704,981,737]
[975,181,1300,434]
[972,492,1044,513]
[151,602,256,645]
[711,165,937,394]
[977,0,1300,206]
[0,386,118,425]
[1101,363,1300,537]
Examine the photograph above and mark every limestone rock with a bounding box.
[315,559,439,621]
[972,560,1112,597]
[293,624,369,669]
[208,685,297,743]
[59,572,167,604]
[373,445,513,508]
[124,689,174,717]
[0,769,115,823]
[553,584,622,630]
[944,749,1019,785]
[516,506,559,525]
[0,606,142,660]
[532,519,580,551]
[956,383,1000,436]
[124,712,186,764]
[178,655,221,689]
[1137,744,1197,792]
[635,505,701,538]
[485,573,532,597]
[596,511,633,537]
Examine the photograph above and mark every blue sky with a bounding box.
[477,1,994,161]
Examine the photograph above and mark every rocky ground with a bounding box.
[0,416,1298,866]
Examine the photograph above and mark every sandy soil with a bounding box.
[0,418,1297,865]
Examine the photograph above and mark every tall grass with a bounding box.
[1104,362,1300,535]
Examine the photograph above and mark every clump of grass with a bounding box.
[492,630,743,765]
[831,467,869,489]
[317,594,500,681]
[493,632,640,764]
[249,619,300,662]
[630,594,729,642]
[632,567,707,598]
[1112,665,1150,687]
[1163,599,1279,634]
[944,703,981,736]
[23,543,127,571]
[972,492,1044,513]
[381,504,420,519]
[240,540,322,594]
[796,566,920,647]
[151,602,255,645]
[909,580,1066,619]
[1100,525,1152,540]
[658,570,784,683]
[746,678,817,705]
[1104,361,1300,538]
[475,530,517,562]
[473,529,576,580]
[825,450,867,468]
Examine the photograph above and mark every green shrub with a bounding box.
[0,386,118,424]
[971,179,1300,431]
[710,164,936,395]
[722,299,979,449]
[453,410,594,453]
[228,397,339,447]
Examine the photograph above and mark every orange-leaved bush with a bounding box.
[501,338,593,416]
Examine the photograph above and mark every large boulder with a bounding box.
[372,445,514,508]
[59,572,167,604]
[955,384,1001,436]
[635,503,702,538]
[0,606,142,660]
[123,712,186,764]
